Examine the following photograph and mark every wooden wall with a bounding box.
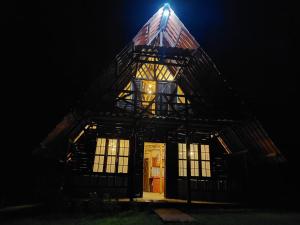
[64,122,243,201]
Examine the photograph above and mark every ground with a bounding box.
[1,207,300,225]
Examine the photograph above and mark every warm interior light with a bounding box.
[147,84,153,94]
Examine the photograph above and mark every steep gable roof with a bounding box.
[36,4,285,163]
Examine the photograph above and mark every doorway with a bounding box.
[143,142,165,200]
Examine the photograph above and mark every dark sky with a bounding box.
[2,0,296,201]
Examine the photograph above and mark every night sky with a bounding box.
[2,0,295,203]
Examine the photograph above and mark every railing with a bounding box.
[115,90,193,116]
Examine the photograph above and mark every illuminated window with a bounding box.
[178,143,187,176]
[135,58,176,115]
[178,143,199,177]
[118,139,129,173]
[93,138,130,174]
[201,144,211,177]
[141,80,156,113]
[106,139,117,173]
[135,58,174,81]
[190,144,199,176]
[93,138,106,172]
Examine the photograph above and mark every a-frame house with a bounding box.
[36,4,285,203]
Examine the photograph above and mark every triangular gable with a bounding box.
[133,3,199,49]
[36,3,285,164]
[116,56,190,115]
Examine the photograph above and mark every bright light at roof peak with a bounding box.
[163,9,170,17]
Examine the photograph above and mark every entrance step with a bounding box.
[154,208,195,222]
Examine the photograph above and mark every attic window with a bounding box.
[93,138,130,174]
[136,60,174,81]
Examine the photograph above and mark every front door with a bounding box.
[143,142,165,197]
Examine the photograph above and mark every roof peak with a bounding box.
[133,3,199,49]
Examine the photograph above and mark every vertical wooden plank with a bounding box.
[165,142,178,198]
[159,144,163,193]
[128,132,136,201]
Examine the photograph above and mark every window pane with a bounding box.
[99,156,104,165]
[182,144,186,159]
[206,152,210,161]
[93,163,98,172]
[96,138,106,155]
[190,144,198,160]
[118,157,128,173]
[118,139,129,174]
[178,144,182,159]
[94,155,99,164]
[108,139,117,155]
[107,156,116,173]
[201,161,211,177]
[191,160,199,177]
[119,157,123,165]
[123,148,129,156]
[119,148,124,156]
[124,157,128,166]
[194,164,199,176]
[201,161,205,173]
[94,138,105,173]
[95,146,100,155]
[124,140,129,148]
[93,155,104,173]
[120,139,124,148]
[107,164,115,173]
[178,159,187,177]
[98,164,104,172]
[118,165,123,173]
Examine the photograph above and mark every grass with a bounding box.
[1,208,300,225]
[191,211,300,225]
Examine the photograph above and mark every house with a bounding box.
[36,3,285,203]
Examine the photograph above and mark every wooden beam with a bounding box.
[186,135,191,204]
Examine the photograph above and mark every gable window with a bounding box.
[93,138,129,174]
[201,144,211,177]
[178,143,211,177]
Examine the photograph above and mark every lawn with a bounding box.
[1,208,300,225]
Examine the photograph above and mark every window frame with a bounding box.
[178,143,211,178]
[200,144,211,178]
[93,138,130,174]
